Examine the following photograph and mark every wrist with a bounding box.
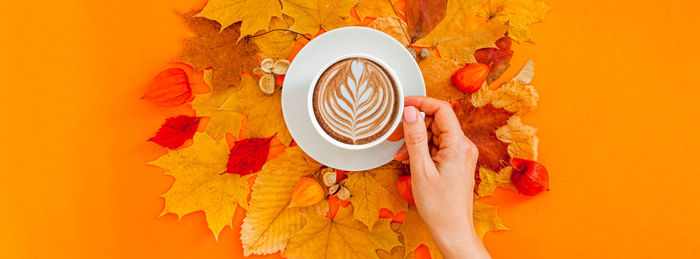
[429,224,489,259]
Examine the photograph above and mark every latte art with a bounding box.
[312,58,400,145]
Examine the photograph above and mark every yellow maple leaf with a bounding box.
[196,0,282,39]
[283,203,401,259]
[191,69,245,139]
[355,0,397,20]
[147,132,250,237]
[253,15,299,60]
[474,201,508,239]
[418,49,465,102]
[377,246,407,259]
[471,61,539,112]
[367,17,410,47]
[476,166,514,197]
[345,161,408,229]
[496,115,538,160]
[400,206,444,259]
[281,0,359,35]
[219,74,293,145]
[240,146,325,255]
[475,0,549,42]
[414,0,507,64]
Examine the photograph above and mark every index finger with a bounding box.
[404,96,463,135]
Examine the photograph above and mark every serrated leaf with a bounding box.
[345,161,408,229]
[400,206,443,259]
[219,74,293,145]
[476,0,550,42]
[454,99,514,171]
[196,0,282,39]
[476,166,515,197]
[473,201,508,239]
[414,0,506,64]
[191,69,245,139]
[283,204,401,259]
[281,0,359,35]
[176,12,258,93]
[148,132,249,237]
[253,15,298,60]
[240,146,323,255]
[355,0,397,20]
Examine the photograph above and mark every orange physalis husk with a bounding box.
[289,177,324,208]
[450,63,490,93]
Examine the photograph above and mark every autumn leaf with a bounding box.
[474,201,508,239]
[345,161,408,229]
[283,203,401,259]
[400,206,444,259]
[143,67,193,106]
[281,0,359,35]
[176,12,258,92]
[196,0,282,39]
[367,17,410,47]
[474,36,514,84]
[219,74,293,145]
[476,166,514,197]
[241,146,324,255]
[191,69,245,139]
[418,49,465,102]
[377,246,409,259]
[471,60,539,113]
[225,134,276,176]
[454,99,514,171]
[252,15,299,60]
[405,0,447,43]
[496,116,538,160]
[355,0,397,21]
[148,132,250,237]
[414,0,506,64]
[476,0,550,42]
[149,115,201,149]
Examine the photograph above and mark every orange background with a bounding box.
[1,0,699,258]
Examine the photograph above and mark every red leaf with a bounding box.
[475,36,515,84]
[143,67,192,106]
[224,134,276,176]
[406,0,447,43]
[149,115,201,149]
[495,36,512,50]
[453,100,514,171]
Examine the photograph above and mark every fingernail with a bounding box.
[403,106,417,123]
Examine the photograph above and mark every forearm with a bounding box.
[429,223,490,259]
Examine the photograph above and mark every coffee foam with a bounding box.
[312,58,400,145]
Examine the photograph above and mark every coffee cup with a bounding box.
[307,53,404,150]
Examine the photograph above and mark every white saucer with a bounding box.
[282,27,426,171]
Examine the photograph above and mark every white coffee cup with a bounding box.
[307,53,404,150]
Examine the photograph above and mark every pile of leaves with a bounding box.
[144,0,549,258]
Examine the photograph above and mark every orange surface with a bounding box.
[1,0,699,258]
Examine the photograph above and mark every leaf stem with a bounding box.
[388,0,412,46]
[246,29,311,41]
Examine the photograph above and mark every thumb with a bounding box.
[402,106,433,174]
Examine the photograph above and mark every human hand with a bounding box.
[388,96,489,259]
